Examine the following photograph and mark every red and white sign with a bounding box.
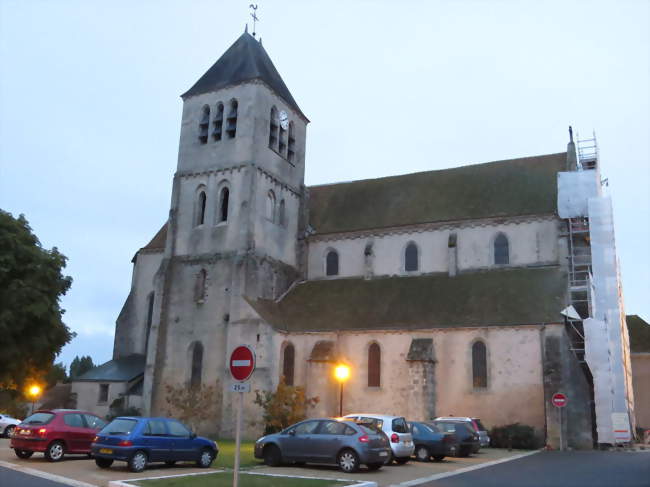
[552,393,568,408]
[230,345,255,382]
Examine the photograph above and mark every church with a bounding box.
[72,30,636,448]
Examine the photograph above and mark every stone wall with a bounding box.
[631,353,650,429]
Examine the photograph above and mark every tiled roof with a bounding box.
[74,354,145,382]
[627,315,650,353]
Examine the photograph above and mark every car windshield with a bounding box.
[22,412,55,425]
[359,425,379,436]
[392,417,408,433]
[101,418,138,435]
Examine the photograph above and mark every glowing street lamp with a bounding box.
[28,385,42,415]
[334,364,351,417]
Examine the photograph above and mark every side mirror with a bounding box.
[190,432,197,439]
[288,430,296,436]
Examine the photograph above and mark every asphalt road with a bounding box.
[0,465,72,487]
[422,450,650,487]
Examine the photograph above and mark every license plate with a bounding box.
[20,430,30,435]
[404,441,412,446]
[99,448,113,454]
[379,451,388,456]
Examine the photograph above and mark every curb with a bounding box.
[0,459,96,487]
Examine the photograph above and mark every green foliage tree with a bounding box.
[0,210,74,389]
[254,378,319,435]
[69,355,95,379]
[45,362,68,388]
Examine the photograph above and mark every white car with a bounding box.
[0,414,21,438]
[343,413,414,464]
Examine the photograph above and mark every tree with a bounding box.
[0,210,74,389]
[254,378,319,435]
[69,356,95,379]
[164,381,222,434]
[45,362,68,388]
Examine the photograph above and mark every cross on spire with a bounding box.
[249,4,259,37]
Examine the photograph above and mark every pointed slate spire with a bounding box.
[182,32,306,120]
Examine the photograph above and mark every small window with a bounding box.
[144,419,167,436]
[266,190,276,221]
[472,341,488,388]
[198,105,210,144]
[64,414,85,428]
[84,414,106,430]
[294,420,320,435]
[283,343,295,386]
[98,384,109,403]
[144,292,154,353]
[168,421,191,437]
[326,250,339,276]
[219,187,229,223]
[405,242,418,271]
[190,342,203,388]
[368,343,381,387]
[212,103,224,142]
[494,233,509,265]
[269,107,278,149]
[197,191,207,226]
[226,100,238,139]
[279,118,287,155]
[319,421,347,435]
[287,122,296,163]
[278,199,286,226]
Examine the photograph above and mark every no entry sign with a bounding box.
[552,393,568,408]
[230,345,255,382]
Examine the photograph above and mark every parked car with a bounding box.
[431,420,480,457]
[0,413,21,438]
[92,416,218,472]
[435,416,490,447]
[408,421,456,461]
[343,413,414,464]
[10,409,107,461]
[254,418,391,473]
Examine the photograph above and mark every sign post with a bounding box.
[229,345,255,487]
[552,393,567,451]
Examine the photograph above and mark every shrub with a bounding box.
[490,423,543,449]
[107,397,141,421]
[253,378,319,435]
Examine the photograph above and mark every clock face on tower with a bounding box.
[279,111,289,130]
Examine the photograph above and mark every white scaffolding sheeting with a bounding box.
[557,171,599,218]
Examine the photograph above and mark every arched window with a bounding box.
[368,343,381,387]
[326,250,339,276]
[283,343,295,386]
[212,102,224,142]
[494,233,509,265]
[196,191,207,226]
[219,187,229,223]
[226,100,238,139]
[144,292,154,354]
[198,105,210,144]
[194,269,207,303]
[190,342,203,388]
[287,122,296,164]
[405,242,418,272]
[269,107,278,149]
[279,118,287,155]
[472,341,487,388]
[278,199,286,226]
[266,190,276,221]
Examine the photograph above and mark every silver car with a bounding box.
[254,418,391,473]
[343,413,414,464]
[0,414,21,438]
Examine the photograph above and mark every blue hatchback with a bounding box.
[91,417,218,472]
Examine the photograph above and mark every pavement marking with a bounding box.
[0,459,97,487]
[391,450,541,487]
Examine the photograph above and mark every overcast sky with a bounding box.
[1,0,648,369]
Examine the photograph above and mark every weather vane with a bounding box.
[249,4,259,37]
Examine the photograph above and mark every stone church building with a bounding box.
[80,31,636,448]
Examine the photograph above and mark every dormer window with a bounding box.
[198,105,210,144]
[212,103,224,142]
[226,100,238,139]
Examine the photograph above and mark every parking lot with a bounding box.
[0,438,533,487]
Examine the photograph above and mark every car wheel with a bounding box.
[337,449,360,473]
[4,425,16,438]
[459,446,470,457]
[128,450,148,473]
[367,462,383,471]
[196,448,214,468]
[14,449,33,459]
[415,445,430,462]
[433,455,445,461]
[395,456,409,465]
[95,457,114,469]
[263,444,282,467]
[45,441,65,462]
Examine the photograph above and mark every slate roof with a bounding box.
[247,266,567,332]
[74,354,145,382]
[182,32,306,120]
[627,315,650,353]
[308,152,566,235]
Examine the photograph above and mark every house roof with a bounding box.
[627,315,650,353]
[74,354,145,382]
[142,223,167,251]
[182,32,306,120]
[307,152,566,235]
[247,266,567,333]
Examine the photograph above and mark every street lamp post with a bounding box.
[28,385,42,415]
[334,364,350,417]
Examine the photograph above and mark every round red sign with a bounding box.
[230,345,256,382]
[552,393,567,408]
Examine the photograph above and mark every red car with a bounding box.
[10,409,107,462]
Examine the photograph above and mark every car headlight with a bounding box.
[256,436,266,443]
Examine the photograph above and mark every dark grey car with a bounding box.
[254,418,391,473]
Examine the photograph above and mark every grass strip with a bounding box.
[134,471,349,487]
